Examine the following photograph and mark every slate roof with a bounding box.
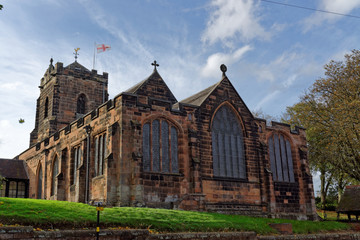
[124,69,178,104]
[125,78,148,94]
[337,185,360,213]
[64,61,90,72]
[179,80,222,106]
[0,158,29,180]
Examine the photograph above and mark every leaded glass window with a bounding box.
[17,182,26,198]
[44,97,49,119]
[37,164,42,199]
[8,181,17,198]
[212,105,246,178]
[143,123,151,171]
[0,180,5,197]
[77,94,86,114]
[72,146,82,185]
[268,133,295,182]
[94,133,106,176]
[51,156,59,196]
[142,120,179,173]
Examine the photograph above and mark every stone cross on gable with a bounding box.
[151,60,159,70]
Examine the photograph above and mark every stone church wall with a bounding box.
[17,61,316,220]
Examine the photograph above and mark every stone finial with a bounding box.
[220,64,227,77]
[48,58,54,73]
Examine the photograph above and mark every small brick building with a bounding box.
[0,158,29,198]
[17,59,317,220]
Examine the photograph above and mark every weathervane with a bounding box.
[151,60,159,70]
[74,48,80,62]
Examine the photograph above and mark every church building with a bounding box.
[16,58,317,220]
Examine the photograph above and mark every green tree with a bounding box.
[283,49,360,207]
[0,175,4,192]
[283,102,336,208]
[252,109,278,122]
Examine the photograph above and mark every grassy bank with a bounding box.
[0,197,350,235]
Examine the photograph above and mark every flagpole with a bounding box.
[93,42,96,70]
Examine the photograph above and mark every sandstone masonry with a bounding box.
[17,60,317,220]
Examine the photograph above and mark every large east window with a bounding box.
[142,120,179,173]
[268,133,295,182]
[212,105,246,178]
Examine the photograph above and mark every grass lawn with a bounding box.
[0,197,351,235]
[316,210,350,221]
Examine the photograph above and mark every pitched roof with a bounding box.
[337,185,360,212]
[125,78,147,94]
[125,69,178,104]
[0,158,28,180]
[64,61,90,72]
[179,79,222,106]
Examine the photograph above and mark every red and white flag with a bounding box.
[96,44,111,53]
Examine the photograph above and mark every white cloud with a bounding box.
[253,51,299,82]
[255,90,280,111]
[247,49,324,112]
[201,45,253,78]
[303,0,360,31]
[78,0,153,60]
[282,74,297,88]
[202,0,269,46]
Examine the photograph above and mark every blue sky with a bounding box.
[2,0,360,193]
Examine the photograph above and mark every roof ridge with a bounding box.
[179,79,223,106]
[64,61,90,72]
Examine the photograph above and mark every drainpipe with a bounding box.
[84,125,92,204]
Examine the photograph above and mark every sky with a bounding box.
[2,0,360,194]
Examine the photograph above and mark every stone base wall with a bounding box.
[1,227,360,240]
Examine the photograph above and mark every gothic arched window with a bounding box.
[77,94,86,114]
[44,97,49,118]
[142,120,179,173]
[94,133,106,176]
[37,164,42,199]
[268,133,295,182]
[51,156,59,196]
[72,146,82,185]
[212,105,246,178]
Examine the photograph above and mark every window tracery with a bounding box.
[142,119,178,173]
[212,105,246,178]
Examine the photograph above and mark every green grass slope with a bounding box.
[0,197,350,234]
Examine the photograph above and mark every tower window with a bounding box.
[44,97,49,118]
[77,94,86,114]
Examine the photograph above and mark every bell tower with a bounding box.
[29,58,108,146]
